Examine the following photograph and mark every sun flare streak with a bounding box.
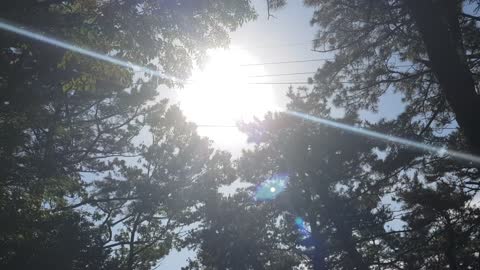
[0,19,178,82]
[285,110,480,164]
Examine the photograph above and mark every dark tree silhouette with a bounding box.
[3,1,480,269]
[0,0,255,269]
[270,0,480,154]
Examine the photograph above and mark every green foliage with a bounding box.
[3,0,480,269]
[235,112,393,270]
[0,206,113,270]
[212,1,480,269]
[188,1,480,267]
[185,191,302,270]
[0,0,254,269]
[288,0,480,152]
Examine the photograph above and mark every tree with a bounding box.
[191,99,480,269]
[238,111,397,269]
[73,104,236,269]
[392,179,480,269]
[181,107,398,269]
[0,0,255,268]
[167,2,480,269]
[253,4,480,267]
[184,192,303,270]
[270,0,480,154]
[0,205,114,269]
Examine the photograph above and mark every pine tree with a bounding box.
[269,0,480,154]
[0,1,255,268]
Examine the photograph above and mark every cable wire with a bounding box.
[196,124,238,128]
[184,81,311,85]
[239,58,332,66]
[234,39,319,50]
[247,71,316,78]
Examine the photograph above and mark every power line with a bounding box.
[244,82,311,85]
[184,81,311,85]
[247,71,316,78]
[234,39,319,50]
[196,124,238,128]
[239,58,332,66]
[185,78,422,86]
[238,59,416,68]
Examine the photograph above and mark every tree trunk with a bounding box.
[127,213,142,270]
[405,0,480,155]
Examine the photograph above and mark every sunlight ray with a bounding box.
[285,110,480,164]
[0,19,178,82]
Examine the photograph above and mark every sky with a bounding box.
[159,0,404,268]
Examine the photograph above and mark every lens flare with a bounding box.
[0,19,179,82]
[254,174,288,201]
[285,110,480,164]
[294,217,310,237]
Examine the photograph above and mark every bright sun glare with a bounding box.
[179,48,277,150]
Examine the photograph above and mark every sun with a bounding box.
[179,48,277,150]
